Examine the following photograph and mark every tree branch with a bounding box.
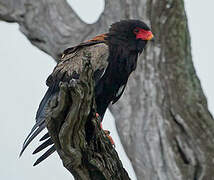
[45,51,130,180]
[0,0,123,60]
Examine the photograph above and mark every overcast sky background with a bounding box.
[0,0,213,179]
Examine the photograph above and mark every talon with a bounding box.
[96,113,100,118]
[96,113,102,127]
[104,130,110,135]
[105,133,115,147]
[100,124,115,147]
[96,114,115,147]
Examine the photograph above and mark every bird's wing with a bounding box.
[112,83,127,104]
[20,37,109,165]
[46,40,109,87]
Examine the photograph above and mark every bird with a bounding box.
[20,19,154,166]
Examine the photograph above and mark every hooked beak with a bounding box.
[146,33,154,41]
[136,30,154,42]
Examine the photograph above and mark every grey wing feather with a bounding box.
[20,43,109,165]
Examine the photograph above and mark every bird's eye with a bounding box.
[133,28,139,34]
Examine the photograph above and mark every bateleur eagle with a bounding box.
[20,19,154,165]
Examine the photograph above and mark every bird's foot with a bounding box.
[103,129,115,147]
[96,113,115,147]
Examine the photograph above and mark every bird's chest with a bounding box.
[96,53,137,97]
[108,52,137,84]
[107,61,129,86]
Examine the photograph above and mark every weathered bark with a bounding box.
[45,51,130,180]
[1,0,214,179]
[110,1,214,179]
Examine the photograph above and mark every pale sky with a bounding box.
[0,0,213,180]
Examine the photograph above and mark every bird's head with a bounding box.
[107,19,154,53]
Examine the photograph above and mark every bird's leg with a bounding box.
[96,113,115,147]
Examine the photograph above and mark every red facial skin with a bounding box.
[134,28,154,41]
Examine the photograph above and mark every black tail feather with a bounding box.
[20,85,58,158]
[33,138,53,154]
[33,145,56,166]
[23,120,44,145]
[20,122,46,157]
[39,132,50,141]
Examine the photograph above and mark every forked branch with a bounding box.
[44,51,130,180]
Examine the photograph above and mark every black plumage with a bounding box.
[20,19,153,165]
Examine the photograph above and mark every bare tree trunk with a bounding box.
[110,1,214,179]
[1,0,214,179]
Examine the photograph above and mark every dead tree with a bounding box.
[1,0,214,179]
